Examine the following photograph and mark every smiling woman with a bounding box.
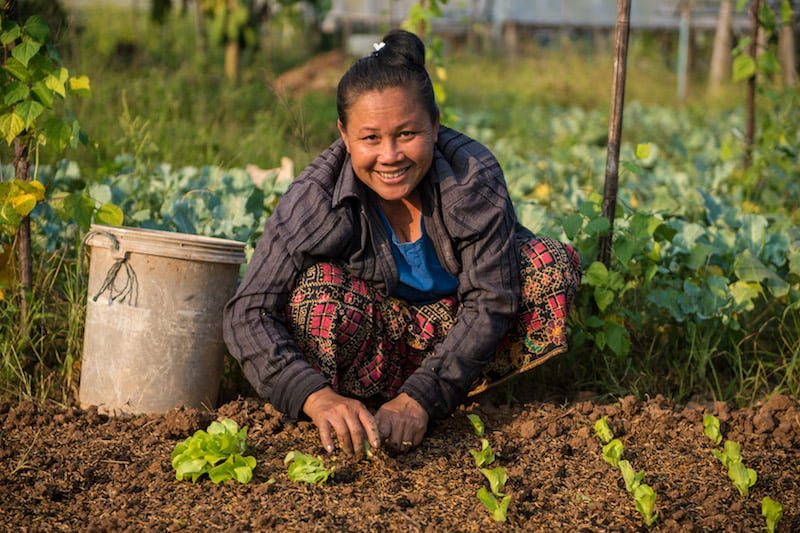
[222,29,582,460]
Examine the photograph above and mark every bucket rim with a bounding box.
[86,224,247,264]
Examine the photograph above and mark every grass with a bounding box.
[1,4,796,406]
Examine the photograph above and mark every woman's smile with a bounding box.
[337,86,439,204]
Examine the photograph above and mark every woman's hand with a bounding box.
[375,393,429,453]
[302,387,381,459]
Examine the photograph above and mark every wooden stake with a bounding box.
[598,0,631,268]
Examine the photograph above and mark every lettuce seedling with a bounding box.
[477,487,512,522]
[618,459,645,493]
[703,414,723,445]
[171,418,256,484]
[602,438,624,468]
[594,415,614,443]
[712,440,757,497]
[284,451,334,485]
[467,414,485,436]
[727,459,757,497]
[470,439,496,468]
[712,440,743,468]
[480,466,508,497]
[633,483,658,526]
[762,496,783,533]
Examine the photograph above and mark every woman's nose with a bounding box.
[378,138,402,163]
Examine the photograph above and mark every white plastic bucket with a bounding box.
[79,224,246,415]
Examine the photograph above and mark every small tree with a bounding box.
[0,12,120,302]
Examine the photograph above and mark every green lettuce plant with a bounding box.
[170,418,256,484]
[284,451,334,485]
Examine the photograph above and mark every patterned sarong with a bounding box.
[285,236,581,399]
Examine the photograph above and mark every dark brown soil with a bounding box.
[1,392,799,532]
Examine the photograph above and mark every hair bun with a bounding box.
[373,29,426,69]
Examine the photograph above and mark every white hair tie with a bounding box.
[372,41,386,55]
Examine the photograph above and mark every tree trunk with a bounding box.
[744,0,761,170]
[598,0,631,268]
[709,0,733,92]
[778,13,798,87]
[13,138,32,292]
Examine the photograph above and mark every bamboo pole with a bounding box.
[598,0,631,268]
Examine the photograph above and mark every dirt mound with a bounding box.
[272,49,349,97]
[1,394,798,531]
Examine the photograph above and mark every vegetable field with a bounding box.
[1,2,798,531]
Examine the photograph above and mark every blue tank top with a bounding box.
[378,209,459,304]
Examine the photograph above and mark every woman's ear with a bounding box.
[432,110,441,143]
[337,119,350,152]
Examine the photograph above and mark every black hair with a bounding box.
[336,29,438,128]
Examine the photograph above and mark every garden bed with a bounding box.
[1,392,798,531]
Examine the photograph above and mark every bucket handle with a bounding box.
[80,229,139,305]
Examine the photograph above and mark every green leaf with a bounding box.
[284,451,334,485]
[602,438,623,468]
[3,57,30,82]
[470,439,496,468]
[618,459,644,493]
[467,413,485,436]
[762,496,783,533]
[1,22,22,46]
[728,460,757,497]
[594,416,614,443]
[561,212,583,240]
[3,81,30,105]
[171,419,255,484]
[633,484,658,526]
[94,203,124,226]
[44,70,67,98]
[732,54,756,82]
[43,117,71,152]
[583,261,609,286]
[584,215,611,237]
[11,39,42,67]
[0,111,25,145]
[703,414,722,445]
[23,15,51,43]
[480,466,508,496]
[477,487,510,522]
[635,142,651,160]
[15,99,44,129]
[621,160,643,176]
[30,80,54,108]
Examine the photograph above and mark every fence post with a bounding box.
[598,0,631,268]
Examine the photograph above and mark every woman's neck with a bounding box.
[379,191,422,243]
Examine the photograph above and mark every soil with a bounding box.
[1,391,799,532]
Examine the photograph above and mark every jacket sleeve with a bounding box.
[399,131,521,419]
[222,143,351,419]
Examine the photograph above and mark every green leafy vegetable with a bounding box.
[594,415,614,443]
[601,438,624,468]
[467,413,485,436]
[170,418,256,484]
[469,439,496,468]
[633,484,658,526]
[703,414,723,444]
[284,451,334,485]
[477,487,511,522]
[618,459,645,493]
[480,466,508,497]
[727,460,757,497]
[762,496,783,533]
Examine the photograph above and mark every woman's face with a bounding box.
[338,86,439,204]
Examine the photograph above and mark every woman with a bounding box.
[223,29,581,458]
